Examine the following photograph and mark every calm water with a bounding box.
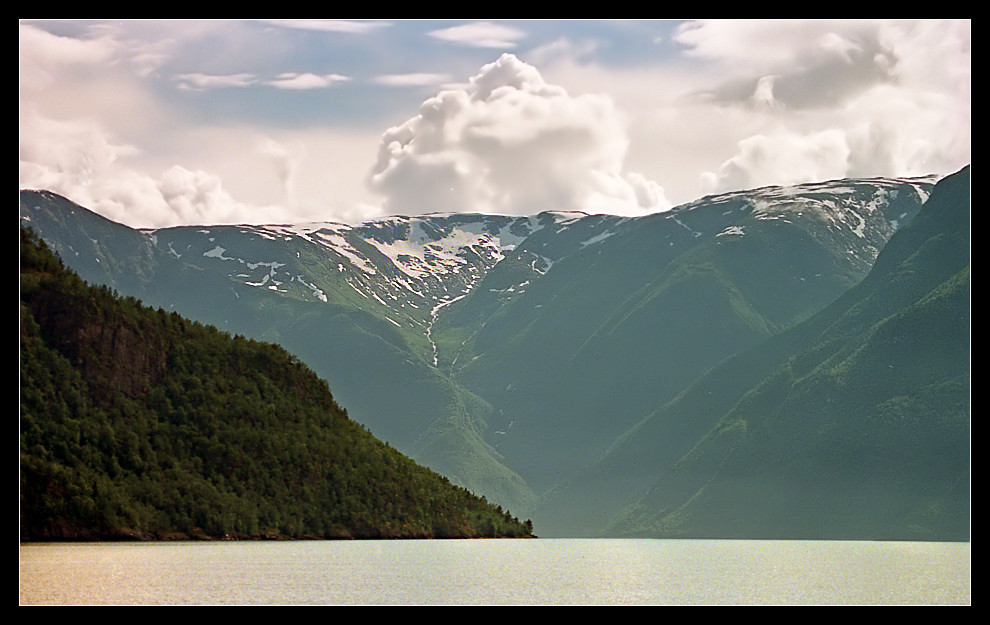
[19,539,970,605]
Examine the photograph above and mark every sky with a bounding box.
[19,19,971,229]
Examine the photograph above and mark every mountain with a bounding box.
[20,171,958,537]
[554,166,970,540]
[20,227,534,540]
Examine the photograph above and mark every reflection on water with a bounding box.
[19,539,971,606]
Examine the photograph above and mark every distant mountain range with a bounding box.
[20,166,970,540]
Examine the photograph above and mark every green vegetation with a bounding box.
[601,166,971,541]
[19,228,534,541]
[19,173,946,539]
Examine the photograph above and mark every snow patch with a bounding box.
[314,231,378,275]
[546,211,587,225]
[849,210,867,238]
[716,226,745,237]
[581,230,616,247]
[365,222,504,279]
[296,275,328,302]
[911,184,931,204]
[203,245,231,260]
[671,214,702,237]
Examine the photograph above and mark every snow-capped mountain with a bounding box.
[162,211,608,312]
[21,174,932,340]
[110,210,606,369]
[21,170,963,540]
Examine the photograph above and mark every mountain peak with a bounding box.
[20,171,965,539]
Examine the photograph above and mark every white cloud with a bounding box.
[367,53,670,217]
[18,21,384,228]
[268,72,349,90]
[18,24,118,91]
[578,19,968,202]
[374,73,453,87]
[255,136,302,204]
[752,75,778,108]
[262,19,391,34]
[174,72,257,90]
[175,71,351,91]
[674,19,877,69]
[18,20,969,230]
[701,128,851,194]
[844,84,968,178]
[526,37,602,67]
[157,165,242,224]
[428,22,526,49]
[20,111,135,188]
[18,108,254,228]
[691,20,971,193]
[877,20,970,91]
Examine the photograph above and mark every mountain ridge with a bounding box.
[584,166,970,540]
[20,169,962,538]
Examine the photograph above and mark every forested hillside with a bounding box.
[19,227,534,541]
[20,171,960,539]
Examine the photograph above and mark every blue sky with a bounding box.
[19,20,971,228]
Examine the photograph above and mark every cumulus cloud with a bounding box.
[19,118,144,228]
[675,20,892,111]
[19,111,136,187]
[683,20,970,195]
[19,20,968,229]
[19,107,250,228]
[674,19,881,72]
[701,128,851,194]
[156,165,244,224]
[367,53,671,217]
[844,84,967,179]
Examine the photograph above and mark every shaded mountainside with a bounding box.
[19,228,534,541]
[433,177,934,502]
[18,194,546,518]
[563,166,970,541]
[21,171,957,538]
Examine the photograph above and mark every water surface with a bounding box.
[19,539,970,605]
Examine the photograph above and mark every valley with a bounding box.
[20,167,969,540]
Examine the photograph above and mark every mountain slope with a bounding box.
[435,176,935,497]
[19,173,940,534]
[19,195,544,516]
[20,227,534,540]
[588,166,970,540]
